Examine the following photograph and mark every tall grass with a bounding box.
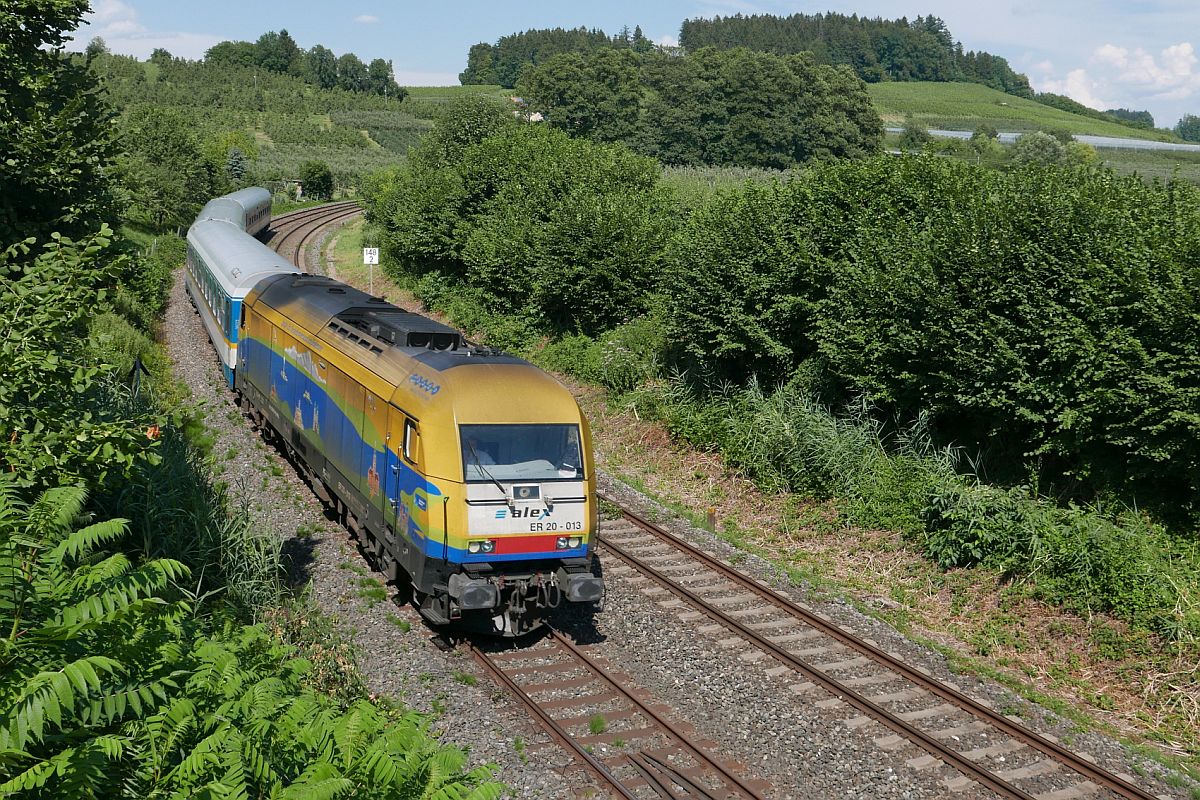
[95,385,283,616]
[627,375,1200,640]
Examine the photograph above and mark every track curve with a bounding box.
[265,201,363,269]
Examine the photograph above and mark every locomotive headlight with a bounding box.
[481,539,495,553]
[469,539,496,555]
[512,484,540,502]
[556,537,569,550]
[568,536,582,548]
[468,541,481,554]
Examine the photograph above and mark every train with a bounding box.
[185,189,604,636]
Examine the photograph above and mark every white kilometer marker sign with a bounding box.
[363,247,379,294]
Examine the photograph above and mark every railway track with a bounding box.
[470,628,771,799]
[266,200,363,268]
[596,497,1163,800]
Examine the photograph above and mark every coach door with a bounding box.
[385,405,425,548]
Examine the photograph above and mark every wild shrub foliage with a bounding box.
[628,377,1198,637]
[370,110,672,334]
[665,156,1200,519]
[0,484,502,798]
[0,228,158,492]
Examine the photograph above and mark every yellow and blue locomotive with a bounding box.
[187,191,604,635]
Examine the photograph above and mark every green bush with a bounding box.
[536,317,668,392]
[1,228,160,492]
[662,178,825,385]
[536,334,605,384]
[413,272,541,354]
[596,316,668,393]
[663,155,1200,521]
[924,481,1197,637]
[372,123,673,335]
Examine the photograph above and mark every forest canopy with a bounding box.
[516,47,883,168]
[461,13,1032,99]
[678,13,1032,96]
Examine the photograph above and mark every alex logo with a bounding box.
[494,507,552,520]
[409,374,440,395]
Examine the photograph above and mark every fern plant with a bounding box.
[0,483,503,799]
[0,481,190,796]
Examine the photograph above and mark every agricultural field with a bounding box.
[400,84,512,119]
[869,81,1177,139]
[1099,147,1200,183]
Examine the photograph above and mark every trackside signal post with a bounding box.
[363,247,379,294]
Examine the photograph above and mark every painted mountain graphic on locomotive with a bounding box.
[184,189,604,635]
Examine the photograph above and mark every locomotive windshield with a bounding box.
[460,424,583,482]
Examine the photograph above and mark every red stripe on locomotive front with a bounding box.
[492,534,578,555]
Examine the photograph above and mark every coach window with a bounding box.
[402,418,420,465]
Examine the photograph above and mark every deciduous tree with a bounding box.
[0,0,119,249]
[300,160,334,200]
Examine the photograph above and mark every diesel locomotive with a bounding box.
[185,189,604,635]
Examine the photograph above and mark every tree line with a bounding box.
[516,47,882,169]
[204,29,403,97]
[461,14,1032,99]
[459,24,655,87]
[1033,91,1159,133]
[678,12,1032,96]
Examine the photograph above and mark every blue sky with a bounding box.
[73,0,1200,128]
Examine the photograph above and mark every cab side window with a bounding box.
[402,418,419,465]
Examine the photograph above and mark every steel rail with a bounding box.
[600,495,1159,800]
[471,629,767,800]
[269,200,361,226]
[269,205,362,268]
[266,202,360,251]
[550,630,766,800]
[468,641,639,800]
[285,207,362,269]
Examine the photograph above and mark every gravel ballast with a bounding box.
[163,266,1191,799]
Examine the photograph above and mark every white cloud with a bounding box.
[1031,59,1055,74]
[1039,67,1112,110]
[656,34,680,48]
[70,0,220,59]
[354,15,379,24]
[1036,40,1200,120]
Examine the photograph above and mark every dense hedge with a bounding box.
[664,156,1200,517]
[370,111,1200,637]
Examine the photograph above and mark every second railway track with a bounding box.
[471,630,771,799]
[595,496,1163,800]
[266,200,363,268]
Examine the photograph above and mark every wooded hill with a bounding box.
[460,13,1030,96]
[679,13,1031,95]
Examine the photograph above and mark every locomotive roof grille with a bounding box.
[330,308,461,353]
